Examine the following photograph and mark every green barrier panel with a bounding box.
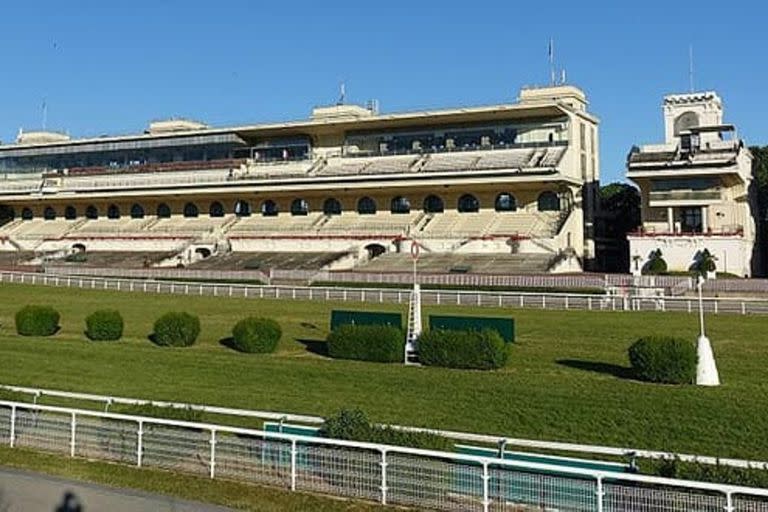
[330,310,403,331]
[455,445,630,473]
[429,315,515,343]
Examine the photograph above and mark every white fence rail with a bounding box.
[4,384,767,472]
[1,400,767,511]
[4,270,768,315]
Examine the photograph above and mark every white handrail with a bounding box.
[4,383,768,471]
[3,398,768,498]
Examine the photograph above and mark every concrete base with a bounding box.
[696,335,720,386]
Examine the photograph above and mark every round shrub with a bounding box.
[326,324,404,363]
[230,317,282,353]
[151,312,200,347]
[418,329,508,370]
[15,305,60,337]
[628,336,697,384]
[85,310,124,341]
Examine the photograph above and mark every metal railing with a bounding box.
[5,270,768,316]
[1,400,767,511]
[4,383,766,472]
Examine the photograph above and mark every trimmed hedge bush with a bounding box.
[151,312,200,347]
[322,408,453,451]
[326,324,404,362]
[85,310,124,341]
[418,328,508,370]
[230,317,282,353]
[15,305,60,337]
[628,336,697,384]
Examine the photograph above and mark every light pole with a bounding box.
[695,275,720,386]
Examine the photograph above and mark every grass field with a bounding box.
[0,281,766,463]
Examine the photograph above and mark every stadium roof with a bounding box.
[0,100,583,154]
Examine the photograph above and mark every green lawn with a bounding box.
[0,281,766,462]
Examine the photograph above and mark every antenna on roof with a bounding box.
[560,68,567,85]
[337,82,346,105]
[689,44,695,93]
[548,38,556,86]
[42,99,48,131]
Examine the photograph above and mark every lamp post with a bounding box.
[695,274,720,386]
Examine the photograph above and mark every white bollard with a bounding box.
[696,335,720,386]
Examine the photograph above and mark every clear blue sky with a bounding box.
[1,1,765,183]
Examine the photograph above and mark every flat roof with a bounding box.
[0,101,574,155]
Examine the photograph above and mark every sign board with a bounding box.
[330,310,403,331]
[428,315,515,343]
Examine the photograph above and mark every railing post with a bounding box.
[588,297,592,310]
[70,412,77,457]
[290,439,297,491]
[9,405,16,448]
[725,491,734,512]
[380,449,388,505]
[596,475,604,512]
[209,429,217,479]
[742,302,746,315]
[137,420,143,467]
[482,462,490,512]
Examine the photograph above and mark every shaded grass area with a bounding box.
[0,282,767,461]
[0,445,391,512]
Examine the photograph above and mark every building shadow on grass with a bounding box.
[296,338,329,357]
[557,359,635,380]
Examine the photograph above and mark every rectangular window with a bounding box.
[580,154,587,180]
[580,124,586,150]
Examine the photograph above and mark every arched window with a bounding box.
[261,200,278,217]
[85,205,98,219]
[64,206,77,220]
[107,204,121,219]
[209,201,224,217]
[234,200,251,217]
[495,193,517,212]
[130,204,145,219]
[43,206,56,220]
[21,208,33,220]
[156,203,171,218]
[323,198,342,216]
[423,195,444,213]
[357,197,377,215]
[674,111,699,136]
[390,196,411,214]
[537,191,560,212]
[457,194,480,213]
[290,198,309,216]
[183,202,199,218]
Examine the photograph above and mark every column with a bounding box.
[667,207,674,233]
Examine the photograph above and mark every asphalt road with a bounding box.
[0,467,232,512]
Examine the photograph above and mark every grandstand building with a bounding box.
[0,85,600,275]
[627,91,758,277]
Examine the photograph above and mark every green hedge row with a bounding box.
[628,336,696,384]
[321,408,453,451]
[418,328,508,370]
[326,324,404,362]
[11,306,281,353]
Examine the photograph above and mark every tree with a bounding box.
[596,182,641,272]
[750,146,768,274]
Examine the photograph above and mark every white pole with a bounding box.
[696,276,720,386]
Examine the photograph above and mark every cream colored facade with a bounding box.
[0,85,600,273]
[627,92,756,276]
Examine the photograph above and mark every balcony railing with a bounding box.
[649,190,721,202]
[630,225,744,237]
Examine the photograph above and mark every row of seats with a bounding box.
[0,209,562,241]
[356,252,554,274]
